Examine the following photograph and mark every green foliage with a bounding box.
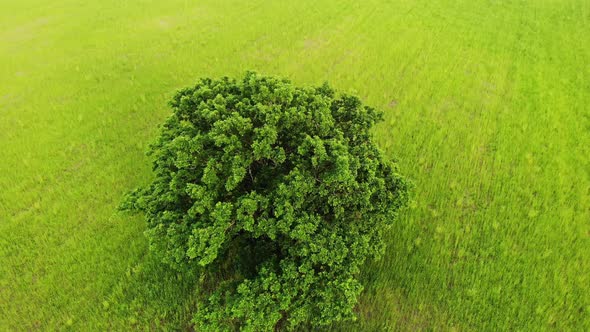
[121,72,408,330]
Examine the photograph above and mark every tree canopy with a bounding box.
[121,72,408,331]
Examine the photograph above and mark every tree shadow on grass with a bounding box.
[103,249,199,331]
[104,207,438,332]
[327,207,452,332]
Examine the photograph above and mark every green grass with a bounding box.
[1,0,589,330]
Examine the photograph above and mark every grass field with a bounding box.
[1,0,589,330]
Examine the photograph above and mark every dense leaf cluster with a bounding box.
[122,72,408,331]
